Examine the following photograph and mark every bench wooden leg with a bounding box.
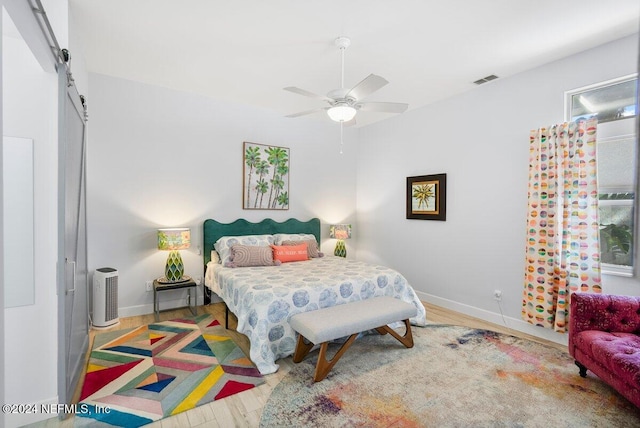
[314,333,358,382]
[375,319,414,348]
[292,333,359,382]
[293,334,315,363]
[292,319,413,382]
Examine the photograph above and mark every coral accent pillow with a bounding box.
[282,239,322,258]
[271,243,309,263]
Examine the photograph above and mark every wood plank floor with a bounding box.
[29,301,566,428]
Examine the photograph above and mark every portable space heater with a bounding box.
[93,267,119,328]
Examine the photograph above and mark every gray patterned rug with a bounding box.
[260,324,640,427]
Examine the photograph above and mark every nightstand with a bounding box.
[153,278,197,321]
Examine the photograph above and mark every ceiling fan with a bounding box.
[284,36,408,125]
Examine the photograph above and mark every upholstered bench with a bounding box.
[289,296,417,382]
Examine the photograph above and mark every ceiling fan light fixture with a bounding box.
[327,104,356,122]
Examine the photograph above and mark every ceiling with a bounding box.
[69,0,640,127]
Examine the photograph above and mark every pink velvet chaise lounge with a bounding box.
[569,292,640,407]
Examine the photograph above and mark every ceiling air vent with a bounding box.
[473,74,499,85]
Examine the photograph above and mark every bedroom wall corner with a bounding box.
[356,33,639,343]
[86,73,358,317]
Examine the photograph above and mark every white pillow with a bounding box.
[214,234,274,266]
[273,233,317,245]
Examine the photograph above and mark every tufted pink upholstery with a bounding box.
[569,292,640,407]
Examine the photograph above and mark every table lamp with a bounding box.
[329,224,351,257]
[157,228,191,283]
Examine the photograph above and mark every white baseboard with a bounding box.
[416,291,568,346]
[117,294,207,319]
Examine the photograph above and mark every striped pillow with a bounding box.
[214,234,275,266]
[225,245,279,268]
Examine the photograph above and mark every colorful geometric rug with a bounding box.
[75,314,263,427]
[260,324,640,427]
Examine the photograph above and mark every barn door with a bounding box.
[57,66,89,408]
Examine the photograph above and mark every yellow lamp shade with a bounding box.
[329,224,351,240]
[158,228,191,250]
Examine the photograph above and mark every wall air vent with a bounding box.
[473,74,499,85]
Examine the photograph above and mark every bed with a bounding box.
[203,217,427,374]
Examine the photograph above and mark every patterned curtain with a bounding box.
[522,118,602,333]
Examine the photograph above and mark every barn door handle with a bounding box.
[66,259,76,294]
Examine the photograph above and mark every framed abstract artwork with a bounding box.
[243,142,290,210]
[406,173,446,220]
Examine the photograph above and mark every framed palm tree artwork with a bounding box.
[243,142,290,210]
[406,174,446,220]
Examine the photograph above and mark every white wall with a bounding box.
[1,8,58,428]
[2,32,59,423]
[87,73,358,317]
[1,0,87,425]
[357,34,639,345]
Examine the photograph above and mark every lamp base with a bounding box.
[334,240,347,258]
[164,250,185,282]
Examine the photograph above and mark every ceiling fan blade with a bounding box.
[356,102,408,114]
[285,107,328,118]
[283,86,332,102]
[345,74,388,101]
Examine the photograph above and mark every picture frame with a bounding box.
[243,142,290,210]
[406,173,446,220]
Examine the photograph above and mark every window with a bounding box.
[566,75,638,276]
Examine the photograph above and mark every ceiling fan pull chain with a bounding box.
[340,122,344,154]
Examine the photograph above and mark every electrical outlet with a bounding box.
[146,280,153,292]
[195,276,202,285]
[493,289,502,301]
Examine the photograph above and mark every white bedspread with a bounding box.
[205,256,427,374]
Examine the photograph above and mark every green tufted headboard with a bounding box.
[203,218,321,265]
